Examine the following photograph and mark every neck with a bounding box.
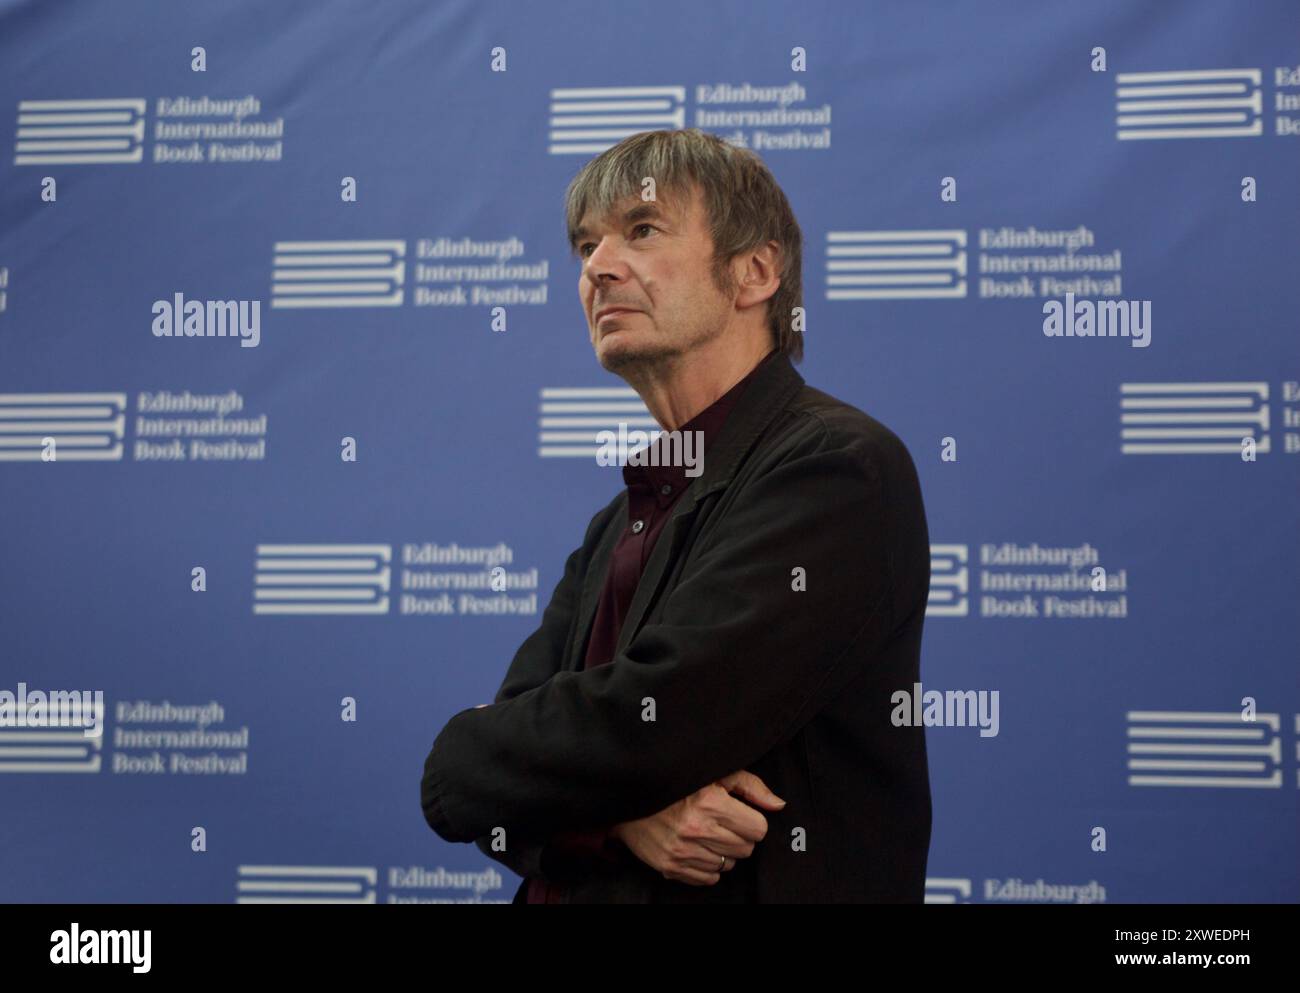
[621,333,773,432]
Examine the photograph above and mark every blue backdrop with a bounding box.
[1,0,1296,903]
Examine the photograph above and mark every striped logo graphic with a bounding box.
[0,700,104,774]
[925,878,972,904]
[271,240,406,308]
[0,392,127,461]
[927,544,969,617]
[253,544,392,615]
[826,230,967,300]
[1126,711,1282,789]
[236,865,377,904]
[1120,382,1269,455]
[537,386,657,458]
[13,98,146,165]
[1115,69,1262,140]
[548,86,686,155]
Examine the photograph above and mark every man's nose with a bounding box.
[583,238,625,283]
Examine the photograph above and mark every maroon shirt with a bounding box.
[527,350,776,903]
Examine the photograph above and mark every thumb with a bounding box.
[719,769,786,808]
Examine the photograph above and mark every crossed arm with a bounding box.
[421,428,902,882]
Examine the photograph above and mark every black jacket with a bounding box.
[421,351,932,902]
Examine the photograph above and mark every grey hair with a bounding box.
[564,128,804,363]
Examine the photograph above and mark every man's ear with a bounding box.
[738,241,782,306]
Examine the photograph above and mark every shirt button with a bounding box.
[660,484,673,496]
[631,519,645,534]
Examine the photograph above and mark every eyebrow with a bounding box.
[571,203,672,255]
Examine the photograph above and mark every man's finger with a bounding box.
[664,866,723,887]
[713,791,771,842]
[719,769,786,809]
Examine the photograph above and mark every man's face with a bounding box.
[575,184,736,374]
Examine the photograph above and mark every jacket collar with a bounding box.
[571,350,805,667]
[671,349,805,515]
[619,348,771,508]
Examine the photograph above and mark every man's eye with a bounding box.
[578,225,654,259]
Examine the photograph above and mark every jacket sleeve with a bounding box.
[430,498,626,881]
[422,421,922,842]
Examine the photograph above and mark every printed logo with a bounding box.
[1116,69,1262,140]
[927,544,970,617]
[267,237,548,312]
[254,544,393,615]
[0,689,103,773]
[548,86,686,155]
[253,543,539,618]
[15,98,145,164]
[1120,382,1269,455]
[1126,710,1282,789]
[927,543,1128,619]
[12,95,283,165]
[236,865,377,904]
[0,391,268,464]
[826,230,966,300]
[537,385,655,459]
[271,240,406,308]
[548,82,831,154]
[0,393,126,461]
[924,878,972,904]
[829,227,1130,304]
[235,864,508,903]
[925,876,1107,903]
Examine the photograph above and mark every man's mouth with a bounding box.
[596,308,640,324]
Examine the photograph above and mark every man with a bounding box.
[421,128,932,903]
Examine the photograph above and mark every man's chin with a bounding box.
[596,335,659,374]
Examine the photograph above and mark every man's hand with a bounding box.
[611,770,785,886]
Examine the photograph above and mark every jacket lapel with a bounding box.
[612,353,805,658]
[613,498,699,659]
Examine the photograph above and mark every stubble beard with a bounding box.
[596,298,729,387]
